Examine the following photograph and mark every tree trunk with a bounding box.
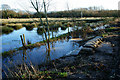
[43,0,50,50]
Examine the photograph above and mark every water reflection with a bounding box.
[3,39,80,66]
[25,27,34,31]
[22,49,27,61]
[45,50,51,63]
[1,27,73,52]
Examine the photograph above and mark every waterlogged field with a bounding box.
[1,17,113,53]
[1,27,74,52]
[1,17,120,79]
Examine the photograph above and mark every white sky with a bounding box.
[0,0,120,12]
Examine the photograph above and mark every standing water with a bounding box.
[1,27,73,53]
[2,39,80,70]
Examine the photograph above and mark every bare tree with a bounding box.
[43,0,50,49]
[30,0,50,50]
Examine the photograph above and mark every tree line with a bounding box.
[0,10,45,18]
[0,9,119,19]
[48,10,119,18]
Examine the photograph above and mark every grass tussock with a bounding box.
[6,24,23,30]
[22,23,37,31]
[2,22,8,26]
[1,26,14,34]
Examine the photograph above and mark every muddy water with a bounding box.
[1,27,74,53]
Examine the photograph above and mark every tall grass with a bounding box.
[3,61,68,79]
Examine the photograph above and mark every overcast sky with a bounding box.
[0,0,120,12]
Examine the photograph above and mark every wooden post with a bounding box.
[23,34,26,46]
[20,34,26,48]
[23,49,27,60]
[43,0,50,50]
[20,35,25,47]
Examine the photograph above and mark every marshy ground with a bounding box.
[41,34,120,79]
[1,17,120,79]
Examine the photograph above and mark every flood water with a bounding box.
[1,27,74,53]
[1,21,107,53]
[2,39,80,70]
[2,21,108,77]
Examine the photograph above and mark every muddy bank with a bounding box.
[39,35,120,79]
